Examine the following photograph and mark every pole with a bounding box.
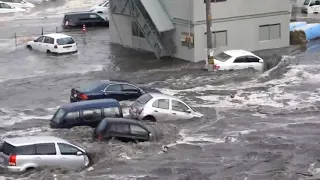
[205,0,214,70]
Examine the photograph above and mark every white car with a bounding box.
[211,50,264,71]
[26,33,78,55]
[90,0,109,19]
[0,0,34,9]
[0,1,26,13]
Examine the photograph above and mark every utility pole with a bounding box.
[205,0,214,71]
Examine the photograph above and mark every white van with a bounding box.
[302,0,320,13]
[0,0,34,8]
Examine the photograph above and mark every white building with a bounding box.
[109,0,291,62]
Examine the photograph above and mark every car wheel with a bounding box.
[84,155,90,167]
[142,115,156,122]
[46,50,51,54]
[26,45,32,50]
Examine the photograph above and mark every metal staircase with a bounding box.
[130,0,172,59]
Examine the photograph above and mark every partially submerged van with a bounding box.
[50,99,123,129]
[302,0,320,13]
[0,0,35,8]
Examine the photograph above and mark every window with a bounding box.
[259,24,280,41]
[103,107,121,117]
[122,84,139,92]
[35,143,56,155]
[65,111,80,122]
[233,57,247,63]
[35,36,44,42]
[96,119,108,132]
[212,30,227,48]
[43,37,54,44]
[246,56,260,63]
[57,37,75,45]
[0,3,11,9]
[106,84,122,91]
[136,93,153,105]
[152,99,169,109]
[103,1,109,7]
[108,123,130,134]
[204,0,226,2]
[15,145,36,155]
[83,109,102,121]
[172,100,189,112]
[58,143,79,155]
[51,108,66,124]
[214,52,231,62]
[132,21,145,38]
[130,125,148,135]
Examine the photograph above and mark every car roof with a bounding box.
[148,93,182,101]
[65,11,97,15]
[103,117,142,124]
[224,50,255,57]
[3,136,69,147]
[60,99,120,111]
[44,33,71,39]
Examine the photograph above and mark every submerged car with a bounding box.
[90,0,109,19]
[0,136,90,172]
[50,99,123,129]
[26,33,78,55]
[62,11,109,29]
[92,118,163,143]
[0,1,26,13]
[211,50,264,71]
[1,0,35,8]
[129,93,203,122]
[70,80,161,102]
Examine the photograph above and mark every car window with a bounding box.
[103,1,109,7]
[152,99,169,109]
[43,37,50,44]
[58,143,79,155]
[65,111,80,122]
[78,14,90,21]
[83,109,102,121]
[0,3,11,8]
[103,107,121,117]
[130,125,148,135]
[57,37,75,45]
[246,56,260,63]
[14,145,36,155]
[108,123,129,134]
[233,57,247,63]
[65,14,79,22]
[35,143,56,155]
[51,108,66,124]
[35,36,44,43]
[106,84,122,91]
[122,84,139,92]
[136,93,153,105]
[172,100,189,112]
[96,119,108,132]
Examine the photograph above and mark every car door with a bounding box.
[57,143,86,170]
[103,84,123,101]
[129,124,150,142]
[168,99,195,120]
[34,143,60,168]
[104,123,133,142]
[32,36,45,51]
[233,56,247,70]
[61,111,82,128]
[82,108,103,127]
[151,99,170,121]
[42,36,54,52]
[121,84,142,101]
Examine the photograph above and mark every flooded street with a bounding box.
[1,1,320,179]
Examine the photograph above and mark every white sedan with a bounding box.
[90,0,109,19]
[0,1,26,13]
[26,33,78,55]
[211,50,264,71]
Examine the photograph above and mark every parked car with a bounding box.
[70,80,161,103]
[26,33,78,55]
[0,1,26,13]
[0,0,35,8]
[62,11,109,29]
[129,93,203,122]
[0,136,90,172]
[92,118,163,143]
[50,99,123,129]
[211,50,264,71]
[302,0,320,13]
[90,0,109,19]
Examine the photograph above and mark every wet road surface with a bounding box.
[2,5,320,180]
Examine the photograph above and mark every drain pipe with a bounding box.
[188,0,192,48]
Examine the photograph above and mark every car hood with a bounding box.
[193,111,204,118]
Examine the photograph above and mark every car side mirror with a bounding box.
[186,109,192,113]
[76,151,83,156]
[34,40,36,42]
[259,59,263,63]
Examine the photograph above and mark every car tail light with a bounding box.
[54,45,58,49]
[79,93,88,100]
[213,65,220,70]
[9,154,16,166]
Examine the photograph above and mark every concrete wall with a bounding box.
[159,0,193,21]
[171,24,195,61]
[194,14,290,62]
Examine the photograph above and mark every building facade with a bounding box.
[109,0,291,62]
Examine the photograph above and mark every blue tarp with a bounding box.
[291,23,320,41]
[289,22,307,31]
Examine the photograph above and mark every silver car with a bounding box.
[129,93,203,121]
[0,136,90,172]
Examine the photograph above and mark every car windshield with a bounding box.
[136,93,153,105]
[96,119,108,132]
[78,82,104,92]
[304,0,311,5]
[214,52,232,62]
[51,108,66,123]
[57,37,75,45]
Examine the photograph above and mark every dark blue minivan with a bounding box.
[50,99,123,129]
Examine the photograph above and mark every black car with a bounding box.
[62,11,109,29]
[92,118,163,143]
[70,80,161,102]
